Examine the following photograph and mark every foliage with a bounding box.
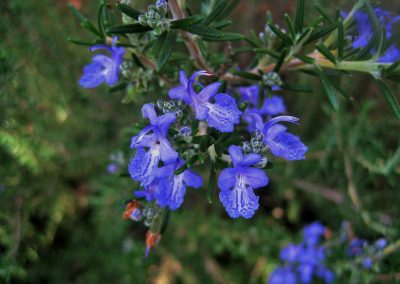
[1,0,400,283]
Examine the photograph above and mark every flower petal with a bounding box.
[266,129,308,160]
[241,167,269,189]
[142,103,158,124]
[156,112,176,136]
[239,153,262,168]
[197,82,222,101]
[242,108,264,133]
[168,85,191,104]
[228,145,243,167]
[205,93,241,132]
[159,138,178,163]
[183,170,203,188]
[260,95,286,116]
[219,183,259,219]
[79,62,105,88]
[128,148,160,186]
[217,168,236,191]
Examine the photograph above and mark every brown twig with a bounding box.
[168,0,210,71]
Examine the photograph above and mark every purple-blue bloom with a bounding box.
[168,70,242,132]
[218,145,269,219]
[129,103,178,186]
[280,244,300,263]
[263,116,308,161]
[270,222,333,284]
[107,163,119,174]
[153,159,202,210]
[375,238,388,250]
[269,267,297,284]
[303,221,325,247]
[260,96,286,116]
[242,108,264,132]
[79,37,125,88]
[238,85,260,106]
[352,8,400,62]
[347,238,367,257]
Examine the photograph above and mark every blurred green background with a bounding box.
[1,0,400,283]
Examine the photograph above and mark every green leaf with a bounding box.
[211,19,233,29]
[214,0,240,21]
[295,55,315,64]
[151,32,167,58]
[314,4,332,24]
[305,22,338,44]
[170,15,206,29]
[202,32,244,42]
[267,24,293,45]
[156,30,178,71]
[116,3,143,20]
[274,48,288,72]
[315,44,337,64]
[232,70,262,81]
[385,61,400,75]
[68,3,101,37]
[109,82,127,94]
[281,83,313,93]
[295,0,305,33]
[376,79,400,119]
[253,48,280,59]
[284,13,296,38]
[337,20,344,61]
[106,23,153,34]
[67,38,103,46]
[181,25,223,38]
[203,0,228,25]
[314,65,340,111]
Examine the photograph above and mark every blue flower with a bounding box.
[375,238,388,250]
[129,103,178,185]
[269,267,297,284]
[347,238,367,257]
[168,70,242,132]
[218,145,269,219]
[303,222,325,247]
[260,95,286,116]
[153,159,203,210]
[238,85,260,106]
[263,116,308,161]
[107,163,119,174]
[270,222,334,284]
[79,37,125,88]
[352,8,400,62]
[280,244,300,263]
[242,108,264,132]
[362,257,373,270]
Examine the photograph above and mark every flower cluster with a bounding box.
[349,8,400,62]
[347,238,388,270]
[269,222,334,284]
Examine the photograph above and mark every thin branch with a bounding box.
[168,0,210,71]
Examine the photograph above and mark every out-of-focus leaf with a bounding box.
[315,65,340,111]
[107,23,153,34]
[376,79,400,119]
[295,0,305,33]
[170,15,205,29]
[181,25,223,38]
[156,30,178,71]
[116,3,143,20]
[203,0,228,25]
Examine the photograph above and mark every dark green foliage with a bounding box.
[1,0,400,283]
